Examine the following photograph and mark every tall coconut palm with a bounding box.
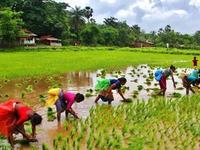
[84,6,93,23]
[69,6,85,40]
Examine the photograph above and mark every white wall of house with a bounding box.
[23,37,36,45]
[50,42,62,46]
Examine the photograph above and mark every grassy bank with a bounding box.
[0,49,193,79]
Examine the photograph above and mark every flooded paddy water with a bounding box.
[0,64,194,149]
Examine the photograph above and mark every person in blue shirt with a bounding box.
[94,77,127,104]
[182,69,200,95]
[156,65,176,96]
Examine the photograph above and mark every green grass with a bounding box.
[49,94,200,150]
[0,47,195,79]
[1,46,200,55]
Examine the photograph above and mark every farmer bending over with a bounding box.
[155,65,176,96]
[182,69,200,95]
[95,77,127,104]
[0,99,42,147]
[46,88,84,123]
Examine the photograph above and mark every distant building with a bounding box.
[40,35,62,46]
[19,29,37,46]
[131,40,154,48]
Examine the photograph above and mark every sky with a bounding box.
[55,0,200,34]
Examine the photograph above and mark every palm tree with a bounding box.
[84,6,93,23]
[103,17,119,28]
[69,6,85,40]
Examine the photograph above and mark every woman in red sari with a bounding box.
[0,99,42,147]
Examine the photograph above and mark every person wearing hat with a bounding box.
[157,65,176,96]
[182,69,200,95]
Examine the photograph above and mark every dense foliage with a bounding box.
[0,0,200,48]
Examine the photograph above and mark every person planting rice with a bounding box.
[182,69,200,95]
[46,88,84,122]
[155,65,176,96]
[0,99,42,147]
[192,56,198,69]
[94,77,127,104]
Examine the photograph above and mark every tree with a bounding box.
[131,25,141,40]
[193,31,200,45]
[84,6,93,23]
[148,31,157,44]
[0,8,24,47]
[90,18,96,24]
[18,0,70,39]
[104,17,119,28]
[69,6,86,41]
[156,25,179,47]
[80,24,100,45]
[42,1,70,40]
[164,25,171,32]
[0,0,23,9]
[100,26,118,46]
[115,21,132,46]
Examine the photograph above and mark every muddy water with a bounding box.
[0,65,193,149]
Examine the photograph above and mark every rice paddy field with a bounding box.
[0,47,200,150]
[0,46,196,78]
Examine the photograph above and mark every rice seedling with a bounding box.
[97,69,106,78]
[172,92,182,98]
[143,75,147,78]
[0,137,11,150]
[132,79,138,83]
[20,91,26,99]
[144,81,151,86]
[132,90,139,95]
[39,94,46,104]
[176,87,184,90]
[42,143,49,150]
[57,133,62,141]
[131,69,136,74]
[137,85,143,91]
[4,94,9,98]
[146,88,150,92]
[121,86,130,94]
[121,98,132,103]
[4,79,9,84]
[85,88,94,97]
[33,80,38,84]
[15,83,22,88]
[53,139,58,149]
[68,79,73,84]
[47,107,56,121]
[26,85,33,93]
